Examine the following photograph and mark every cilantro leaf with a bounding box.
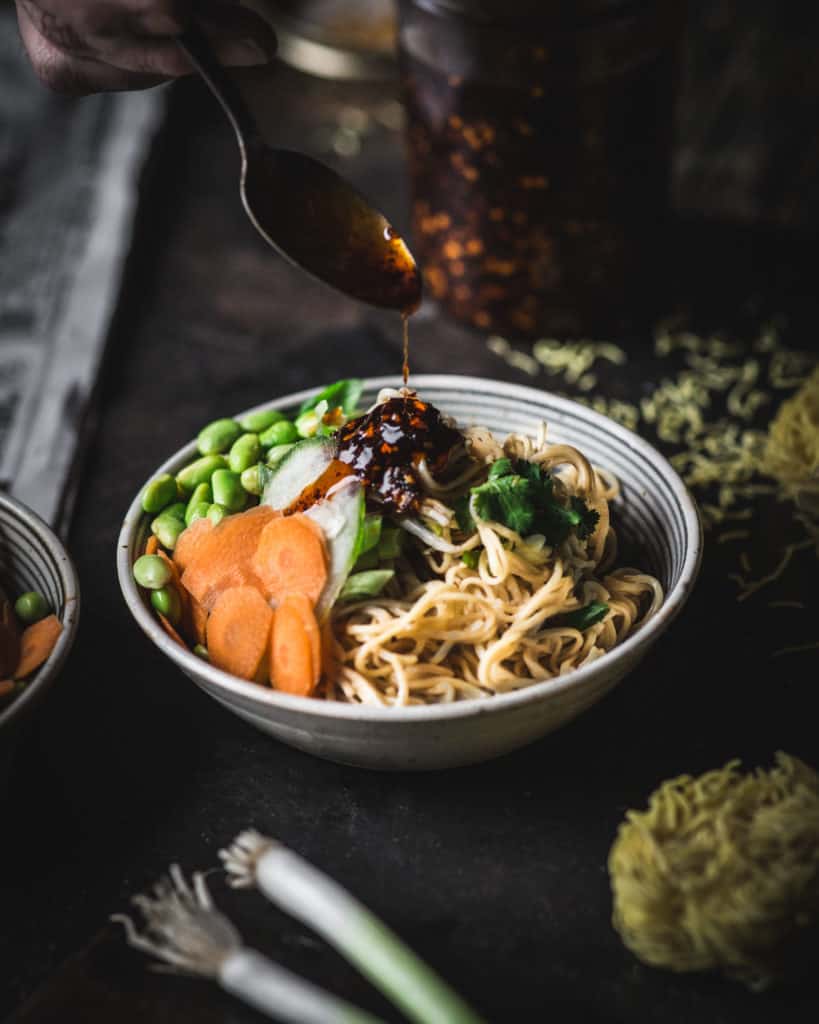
[454,495,475,532]
[299,379,363,416]
[552,602,609,630]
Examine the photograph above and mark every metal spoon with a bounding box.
[176,27,422,313]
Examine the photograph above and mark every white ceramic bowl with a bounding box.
[0,492,80,784]
[117,375,702,771]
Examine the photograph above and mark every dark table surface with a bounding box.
[2,64,818,1024]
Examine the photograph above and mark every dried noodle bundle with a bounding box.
[608,752,819,990]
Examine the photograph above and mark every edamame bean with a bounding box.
[165,502,187,521]
[197,418,242,456]
[132,555,172,590]
[228,433,261,474]
[185,482,212,524]
[211,469,246,512]
[186,501,211,525]
[239,409,285,433]
[151,586,181,625]
[14,591,50,624]
[151,511,186,550]
[176,455,227,494]
[141,473,177,514]
[240,464,262,496]
[193,644,209,660]
[207,503,228,526]
[259,419,299,448]
[266,442,296,467]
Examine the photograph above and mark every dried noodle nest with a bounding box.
[608,752,819,989]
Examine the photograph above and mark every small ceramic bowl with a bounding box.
[0,492,80,784]
[118,375,702,771]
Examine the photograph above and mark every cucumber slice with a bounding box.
[305,478,365,621]
[260,437,335,511]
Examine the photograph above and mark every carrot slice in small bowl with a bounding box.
[280,592,321,689]
[207,585,274,683]
[14,615,63,679]
[252,514,327,608]
[145,535,159,556]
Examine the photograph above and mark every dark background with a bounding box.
[2,2,819,1022]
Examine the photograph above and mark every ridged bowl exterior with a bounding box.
[117,376,701,771]
[0,493,80,784]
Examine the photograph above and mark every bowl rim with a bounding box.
[0,492,81,732]
[117,374,702,722]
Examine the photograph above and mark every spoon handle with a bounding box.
[176,26,261,154]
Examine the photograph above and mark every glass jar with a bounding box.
[398,1,685,338]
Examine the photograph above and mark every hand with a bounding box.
[15,0,277,95]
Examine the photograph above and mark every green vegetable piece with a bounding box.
[359,514,383,555]
[488,458,513,480]
[207,503,228,526]
[294,401,329,439]
[141,473,177,515]
[228,432,262,474]
[165,501,187,522]
[461,549,480,570]
[13,590,51,624]
[554,602,609,630]
[353,547,380,571]
[240,464,262,496]
[299,378,363,416]
[266,442,296,467]
[377,525,403,560]
[197,418,242,456]
[186,501,211,525]
[454,495,475,533]
[211,469,246,512]
[193,644,209,660]
[132,555,172,590]
[185,482,213,525]
[339,569,395,602]
[151,586,182,625]
[177,455,228,495]
[260,419,299,449]
[239,409,285,433]
[151,511,186,550]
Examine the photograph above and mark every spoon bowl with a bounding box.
[177,28,422,312]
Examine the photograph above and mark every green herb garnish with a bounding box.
[461,549,480,570]
[552,602,609,630]
[299,378,363,417]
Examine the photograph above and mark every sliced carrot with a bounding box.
[157,612,187,649]
[0,599,21,678]
[181,505,276,612]
[145,534,159,556]
[281,593,321,689]
[173,516,213,574]
[207,586,273,682]
[320,619,338,687]
[14,615,63,679]
[190,596,209,646]
[270,597,316,696]
[252,514,327,607]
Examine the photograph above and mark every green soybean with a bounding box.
[239,409,285,433]
[151,586,181,625]
[165,501,187,521]
[141,473,177,514]
[193,644,210,660]
[185,482,213,524]
[197,418,242,456]
[211,469,246,511]
[186,501,211,525]
[240,464,262,496]
[176,455,227,494]
[228,433,261,474]
[151,511,186,550]
[13,591,51,624]
[207,503,228,526]
[260,419,299,448]
[266,442,296,467]
[132,555,172,590]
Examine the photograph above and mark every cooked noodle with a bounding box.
[326,424,664,707]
